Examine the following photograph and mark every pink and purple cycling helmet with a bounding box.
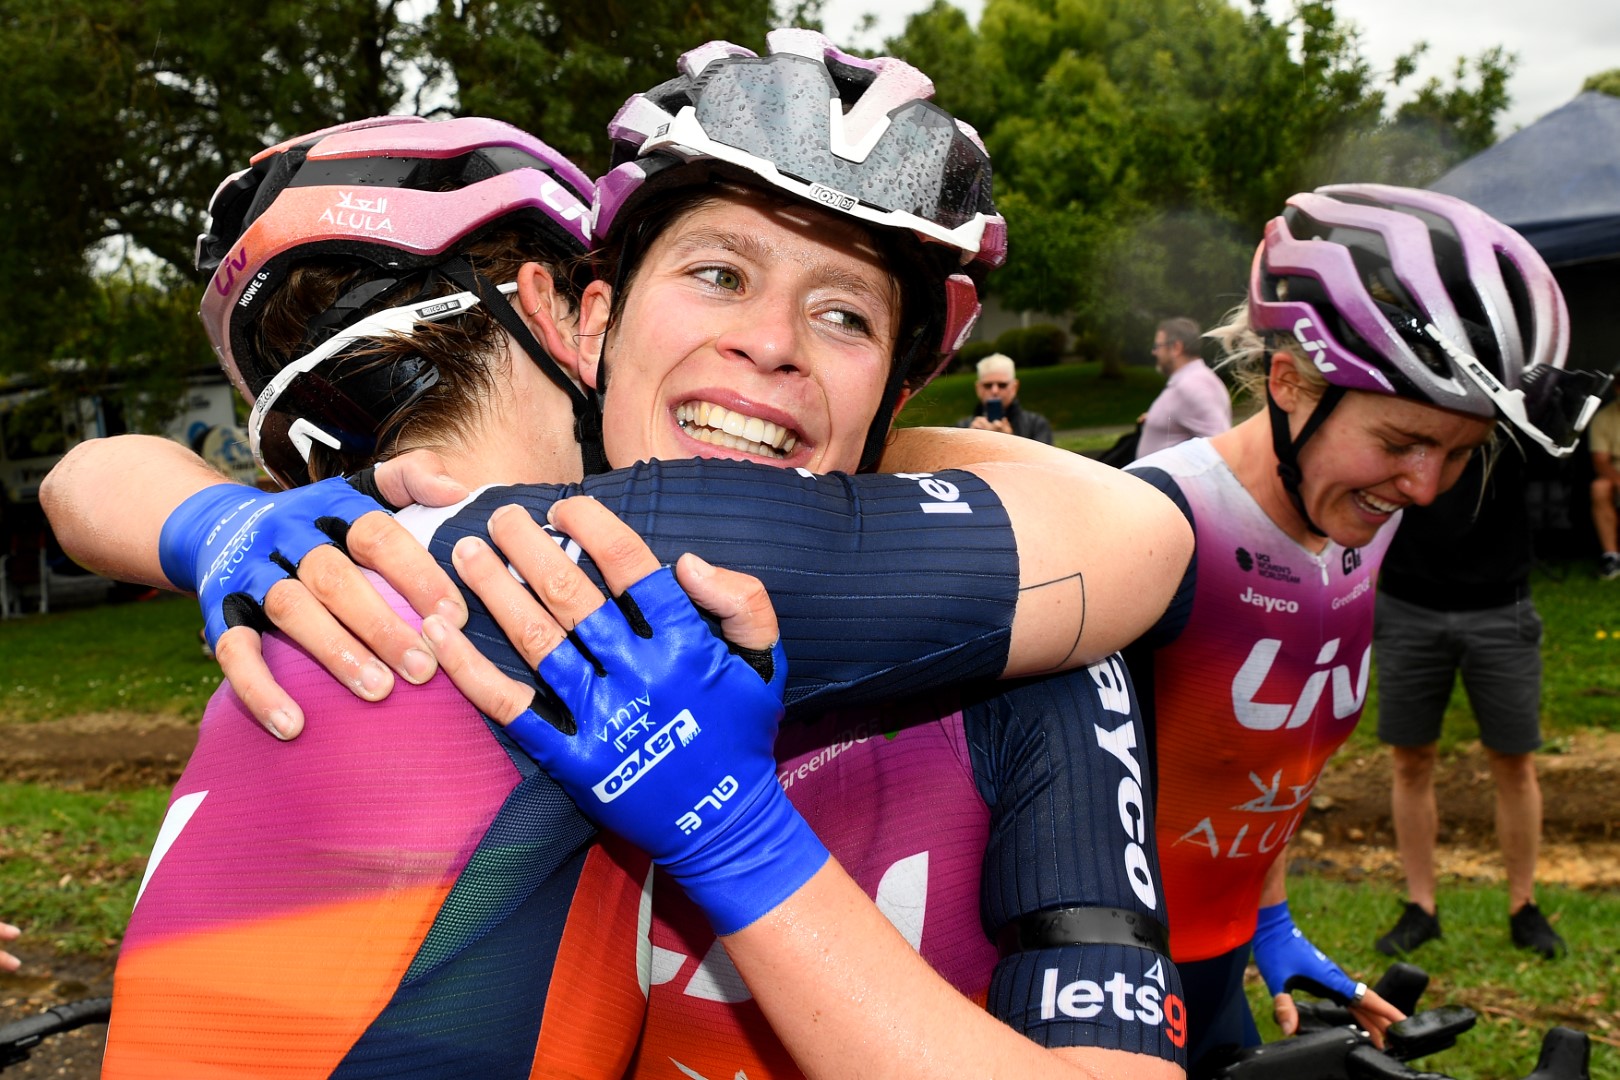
[1249,183,1608,530]
[593,28,1008,469]
[196,115,602,488]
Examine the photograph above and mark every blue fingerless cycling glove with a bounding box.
[157,477,390,649]
[1252,900,1365,1005]
[504,566,828,936]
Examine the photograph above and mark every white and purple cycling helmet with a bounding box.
[1249,184,1609,530]
[593,28,1008,469]
[196,115,603,488]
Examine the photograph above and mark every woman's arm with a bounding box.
[1255,852,1403,1045]
[427,496,1182,1079]
[41,429,1191,731]
[41,435,468,736]
[722,861,1180,1079]
[879,426,1192,675]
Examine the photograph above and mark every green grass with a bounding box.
[0,783,170,955]
[0,593,220,722]
[1246,875,1618,1078]
[898,360,1165,432]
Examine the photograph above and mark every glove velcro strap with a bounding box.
[996,906,1170,959]
[666,781,829,937]
[158,484,265,593]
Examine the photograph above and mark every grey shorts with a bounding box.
[1373,591,1544,754]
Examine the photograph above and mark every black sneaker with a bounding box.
[1510,903,1566,960]
[1601,552,1620,581]
[1376,902,1442,956]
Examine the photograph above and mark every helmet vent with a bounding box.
[825,55,878,109]
[1497,251,1537,355]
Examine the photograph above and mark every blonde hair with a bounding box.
[1205,305,1327,403]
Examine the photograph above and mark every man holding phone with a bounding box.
[959,353,1054,443]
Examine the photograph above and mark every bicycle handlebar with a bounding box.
[0,998,111,1071]
[1210,962,1592,1080]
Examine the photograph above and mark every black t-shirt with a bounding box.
[1378,446,1534,611]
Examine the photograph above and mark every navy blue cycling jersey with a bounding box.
[633,663,1184,1075]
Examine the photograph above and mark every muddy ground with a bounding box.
[3,716,1618,1076]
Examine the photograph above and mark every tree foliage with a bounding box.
[1583,68,1620,98]
[0,0,1521,406]
[888,0,1518,367]
[0,0,782,416]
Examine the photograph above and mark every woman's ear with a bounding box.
[576,279,613,392]
[516,262,587,382]
[1268,350,1307,412]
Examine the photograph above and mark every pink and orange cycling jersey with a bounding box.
[1129,438,1394,962]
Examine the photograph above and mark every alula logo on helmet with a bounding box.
[319,191,394,233]
[1292,317,1335,374]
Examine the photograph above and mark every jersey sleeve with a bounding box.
[966,663,1187,1067]
[430,458,1021,714]
[1122,464,1196,652]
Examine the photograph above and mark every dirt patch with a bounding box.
[1300,730,1620,889]
[4,712,198,790]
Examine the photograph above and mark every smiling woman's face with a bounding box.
[579,188,903,474]
[1291,389,1495,549]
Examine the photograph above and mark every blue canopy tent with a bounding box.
[1432,91,1620,268]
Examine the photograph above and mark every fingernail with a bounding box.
[402,647,436,684]
[453,536,487,565]
[435,596,466,623]
[358,660,392,697]
[489,505,520,526]
[268,709,300,741]
[684,554,714,579]
[422,615,447,646]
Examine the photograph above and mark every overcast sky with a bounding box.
[819,0,1619,134]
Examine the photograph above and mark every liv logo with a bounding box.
[213,246,249,296]
[1293,316,1336,373]
[1232,637,1371,730]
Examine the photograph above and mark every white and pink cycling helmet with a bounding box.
[593,28,1008,469]
[196,115,603,487]
[1249,184,1609,530]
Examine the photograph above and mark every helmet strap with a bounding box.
[858,325,931,473]
[439,259,610,476]
[1266,380,1345,539]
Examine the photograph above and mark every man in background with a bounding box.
[1135,316,1230,460]
[1372,447,1566,961]
[1588,394,1620,580]
[958,353,1053,444]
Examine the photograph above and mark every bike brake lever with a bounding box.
[1384,1005,1477,1062]
[1375,962,1432,1016]
[1295,962,1433,1034]
[1523,1026,1592,1080]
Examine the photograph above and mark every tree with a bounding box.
[1583,68,1620,98]
[0,0,783,413]
[0,0,415,391]
[887,0,1516,368]
[417,0,776,177]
